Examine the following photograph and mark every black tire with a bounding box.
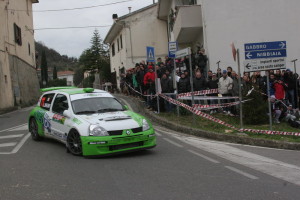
[66,130,82,156]
[29,118,43,141]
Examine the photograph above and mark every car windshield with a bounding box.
[72,97,124,115]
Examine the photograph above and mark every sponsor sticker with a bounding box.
[52,114,66,125]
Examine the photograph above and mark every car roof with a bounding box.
[41,87,110,95]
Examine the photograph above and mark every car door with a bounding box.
[38,93,55,135]
[50,93,72,142]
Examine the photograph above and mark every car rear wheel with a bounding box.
[67,130,82,156]
[30,118,43,141]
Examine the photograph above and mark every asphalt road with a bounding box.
[0,97,300,200]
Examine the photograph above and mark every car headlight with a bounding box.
[142,119,150,131]
[89,125,109,136]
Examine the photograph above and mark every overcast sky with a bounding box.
[33,0,154,58]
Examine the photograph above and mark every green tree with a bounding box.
[41,50,48,87]
[53,66,57,80]
[79,30,110,83]
[242,86,269,125]
[73,66,84,86]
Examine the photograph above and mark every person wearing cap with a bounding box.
[218,70,233,115]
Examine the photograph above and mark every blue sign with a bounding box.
[146,46,155,62]
[168,42,178,58]
[245,49,287,60]
[244,41,287,60]
[244,41,286,52]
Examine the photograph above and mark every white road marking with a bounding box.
[171,134,300,186]
[188,149,220,164]
[0,142,17,148]
[163,138,183,148]
[0,123,28,133]
[8,125,28,132]
[0,134,24,140]
[10,133,31,154]
[156,127,297,152]
[155,131,162,136]
[225,166,259,180]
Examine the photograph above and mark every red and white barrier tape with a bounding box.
[159,94,238,130]
[125,83,300,136]
[192,99,252,110]
[125,83,156,97]
[177,89,218,98]
[159,94,300,136]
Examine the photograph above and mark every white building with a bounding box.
[57,71,75,86]
[0,0,40,111]
[104,3,168,88]
[158,0,300,73]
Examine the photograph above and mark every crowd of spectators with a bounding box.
[119,50,300,126]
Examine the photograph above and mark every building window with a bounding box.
[28,43,31,55]
[120,34,123,49]
[14,23,22,46]
[117,38,120,52]
[112,43,115,56]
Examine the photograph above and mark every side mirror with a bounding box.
[63,110,72,118]
[124,105,129,110]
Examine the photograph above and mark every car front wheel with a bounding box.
[67,130,82,156]
[30,118,43,141]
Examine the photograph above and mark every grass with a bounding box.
[158,111,300,143]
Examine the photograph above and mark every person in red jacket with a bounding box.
[143,66,155,86]
[273,78,287,100]
[143,66,156,110]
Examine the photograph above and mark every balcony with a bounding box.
[173,5,202,44]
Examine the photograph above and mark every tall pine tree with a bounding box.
[79,29,111,82]
[41,50,48,87]
[53,66,57,80]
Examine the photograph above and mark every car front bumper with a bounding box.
[81,129,156,156]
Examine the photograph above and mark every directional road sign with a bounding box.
[175,47,191,58]
[146,46,155,62]
[168,42,178,58]
[244,41,287,72]
[244,58,286,72]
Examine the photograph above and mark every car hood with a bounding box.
[76,111,143,131]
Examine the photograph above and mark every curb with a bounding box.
[123,95,300,151]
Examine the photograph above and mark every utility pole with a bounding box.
[291,59,298,108]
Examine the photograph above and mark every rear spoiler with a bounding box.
[40,87,77,93]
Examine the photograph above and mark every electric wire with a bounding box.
[7,0,133,12]
[33,25,112,31]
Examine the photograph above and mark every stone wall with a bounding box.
[8,55,40,108]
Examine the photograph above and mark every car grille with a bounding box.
[108,130,123,136]
[109,142,144,151]
[108,127,143,136]
[132,127,143,133]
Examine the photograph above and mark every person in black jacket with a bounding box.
[284,69,297,108]
[177,73,190,94]
[161,73,175,112]
[195,48,208,76]
[193,71,207,91]
[207,73,219,114]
